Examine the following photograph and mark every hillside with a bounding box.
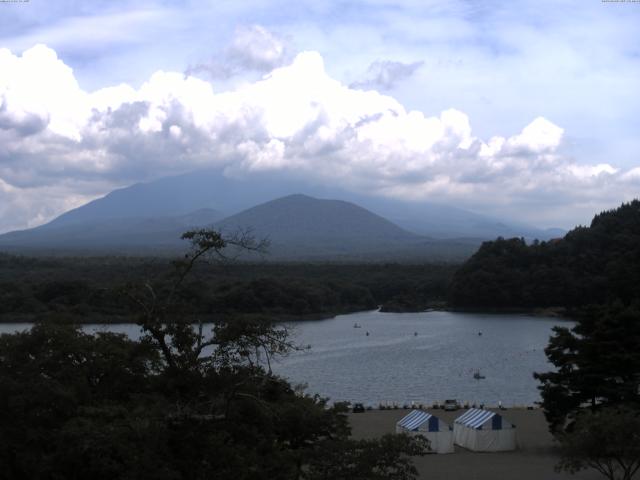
[0,209,223,252]
[448,200,640,309]
[213,194,478,261]
[214,194,420,258]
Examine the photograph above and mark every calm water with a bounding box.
[276,310,567,406]
[0,310,567,406]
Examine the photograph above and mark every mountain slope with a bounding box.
[214,194,422,258]
[213,194,479,260]
[0,209,223,251]
[38,169,562,240]
[46,170,302,228]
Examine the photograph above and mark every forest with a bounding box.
[449,200,640,311]
[0,254,456,323]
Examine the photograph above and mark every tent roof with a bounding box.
[455,409,499,429]
[397,410,434,430]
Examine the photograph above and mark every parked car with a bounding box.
[443,399,460,411]
[352,403,365,413]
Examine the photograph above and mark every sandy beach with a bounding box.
[349,408,601,480]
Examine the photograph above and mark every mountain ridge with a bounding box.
[34,169,563,240]
[0,169,565,260]
[0,192,477,260]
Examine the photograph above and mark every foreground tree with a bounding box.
[534,303,640,432]
[0,323,164,479]
[305,434,430,480]
[0,229,428,479]
[556,406,640,480]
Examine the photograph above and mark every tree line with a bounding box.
[0,256,455,322]
[449,200,640,310]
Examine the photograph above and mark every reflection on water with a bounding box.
[0,310,567,406]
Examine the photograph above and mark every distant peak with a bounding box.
[278,193,315,201]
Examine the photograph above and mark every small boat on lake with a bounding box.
[473,369,486,380]
[353,323,362,328]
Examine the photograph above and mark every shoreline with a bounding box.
[441,305,578,320]
[0,306,576,324]
[348,408,599,480]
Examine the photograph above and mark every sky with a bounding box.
[0,0,639,233]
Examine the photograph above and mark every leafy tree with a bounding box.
[534,304,640,432]
[556,406,640,480]
[0,322,162,479]
[305,434,430,480]
[0,229,428,479]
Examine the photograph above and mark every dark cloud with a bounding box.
[351,60,424,90]
[0,99,49,136]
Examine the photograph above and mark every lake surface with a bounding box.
[0,310,567,406]
[276,310,566,407]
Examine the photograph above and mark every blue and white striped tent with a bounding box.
[396,410,454,454]
[453,409,516,452]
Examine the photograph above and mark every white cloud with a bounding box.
[507,117,564,154]
[567,163,619,180]
[186,25,290,79]
[621,167,640,183]
[0,44,637,233]
[229,25,288,71]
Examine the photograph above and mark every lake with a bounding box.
[0,310,567,406]
[276,310,566,407]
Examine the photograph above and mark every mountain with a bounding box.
[0,192,478,260]
[39,169,563,240]
[213,194,448,260]
[0,169,564,259]
[217,194,415,242]
[449,200,640,309]
[0,195,475,261]
[0,209,223,252]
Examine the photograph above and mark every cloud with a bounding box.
[2,1,638,186]
[0,44,638,233]
[351,60,424,90]
[229,25,289,71]
[186,25,290,79]
[0,177,97,233]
